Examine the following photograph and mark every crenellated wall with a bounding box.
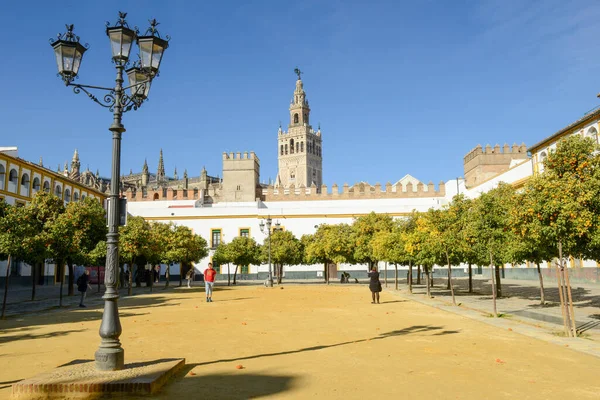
[463,143,528,188]
[262,181,446,201]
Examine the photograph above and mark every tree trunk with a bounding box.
[233,265,239,285]
[495,263,502,298]
[430,269,434,287]
[536,262,545,305]
[424,266,431,298]
[326,263,329,285]
[446,251,456,305]
[384,262,388,288]
[227,263,231,286]
[564,264,577,337]
[67,260,75,296]
[468,263,473,293]
[394,263,398,291]
[408,261,413,293]
[1,255,12,320]
[59,261,65,307]
[277,264,283,284]
[31,262,37,301]
[446,261,451,290]
[555,260,569,336]
[179,262,184,287]
[489,252,497,318]
[128,261,134,296]
[416,265,421,285]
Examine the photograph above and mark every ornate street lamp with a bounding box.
[49,12,169,372]
[259,216,280,287]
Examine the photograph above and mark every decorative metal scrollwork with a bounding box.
[72,85,117,111]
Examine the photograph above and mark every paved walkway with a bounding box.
[382,275,600,340]
[0,281,181,317]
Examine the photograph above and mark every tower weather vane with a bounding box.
[294,67,302,80]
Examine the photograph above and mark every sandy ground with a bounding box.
[0,284,599,399]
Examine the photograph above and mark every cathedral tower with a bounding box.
[70,149,80,180]
[277,69,323,188]
[156,149,165,184]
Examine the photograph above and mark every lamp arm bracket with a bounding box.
[121,94,144,113]
[68,82,115,92]
[71,84,116,111]
[122,79,151,91]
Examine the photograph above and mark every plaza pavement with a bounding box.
[0,279,599,399]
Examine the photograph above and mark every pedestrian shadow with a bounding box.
[379,300,405,304]
[190,325,457,368]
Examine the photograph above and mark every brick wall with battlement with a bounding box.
[262,181,446,201]
[463,143,528,188]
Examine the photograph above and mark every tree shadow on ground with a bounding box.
[411,277,597,309]
[0,328,86,345]
[0,310,148,333]
[190,325,456,368]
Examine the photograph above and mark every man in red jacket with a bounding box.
[204,263,217,302]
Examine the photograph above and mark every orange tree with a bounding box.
[261,230,302,284]
[1,203,38,317]
[303,223,354,284]
[119,216,152,295]
[168,225,208,287]
[26,192,66,302]
[229,236,260,285]
[49,197,107,296]
[351,212,394,272]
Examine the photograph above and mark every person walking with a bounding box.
[77,269,91,308]
[368,265,382,304]
[186,267,196,288]
[204,263,216,302]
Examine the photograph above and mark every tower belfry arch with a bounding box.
[277,69,323,188]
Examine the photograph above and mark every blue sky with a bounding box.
[3,0,600,187]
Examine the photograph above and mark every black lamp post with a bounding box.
[259,216,280,287]
[50,12,169,371]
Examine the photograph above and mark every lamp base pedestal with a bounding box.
[95,348,125,371]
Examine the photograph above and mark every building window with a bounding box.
[301,142,304,152]
[240,228,250,238]
[296,142,299,153]
[211,229,222,248]
[304,113,308,124]
[285,144,288,155]
[32,177,41,193]
[290,171,295,179]
[43,181,50,192]
[280,144,284,156]
[0,164,5,190]
[290,139,295,154]
[64,189,71,203]
[8,169,18,184]
[241,265,249,274]
[20,173,30,197]
[55,184,62,198]
[82,194,87,200]
[8,169,18,193]
[74,192,79,202]
[586,127,599,144]
[294,113,299,124]
[538,151,547,173]
[236,185,241,191]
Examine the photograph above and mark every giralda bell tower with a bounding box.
[276,68,322,188]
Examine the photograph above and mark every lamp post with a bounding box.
[50,12,169,371]
[259,216,280,287]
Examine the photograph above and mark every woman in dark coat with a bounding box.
[368,266,382,304]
